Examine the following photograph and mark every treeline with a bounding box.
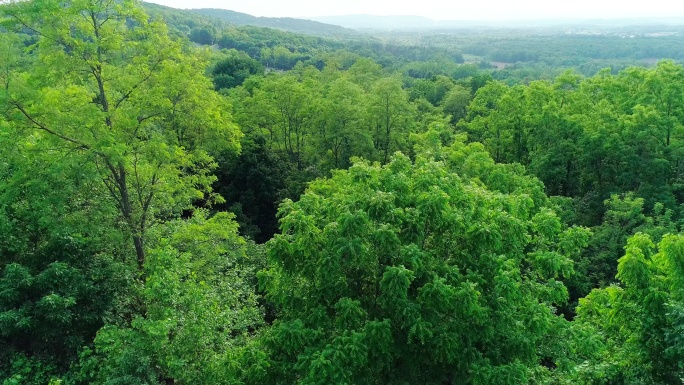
[148,3,684,82]
[465,35,684,64]
[379,29,684,81]
[439,30,684,64]
[146,2,464,71]
[2,1,684,385]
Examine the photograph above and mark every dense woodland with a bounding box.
[2,1,684,384]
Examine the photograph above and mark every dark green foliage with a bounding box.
[562,195,679,314]
[0,125,128,382]
[189,26,215,45]
[85,211,264,384]
[213,137,292,243]
[0,243,120,363]
[212,50,265,90]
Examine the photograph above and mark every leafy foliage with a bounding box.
[1,0,240,269]
[462,62,684,226]
[0,116,129,382]
[573,233,684,383]
[212,50,265,90]
[88,211,263,384]
[259,135,588,384]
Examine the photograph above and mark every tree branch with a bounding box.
[12,101,90,150]
[114,58,163,110]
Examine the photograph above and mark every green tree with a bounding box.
[0,145,128,383]
[315,77,372,169]
[212,49,264,90]
[524,76,582,197]
[258,134,588,384]
[1,0,240,271]
[189,26,215,45]
[440,84,471,124]
[573,233,684,383]
[346,58,383,90]
[84,211,264,384]
[238,73,320,170]
[568,194,678,302]
[368,77,414,164]
[462,80,512,163]
[461,64,684,226]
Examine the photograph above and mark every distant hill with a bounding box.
[312,15,439,30]
[309,14,684,31]
[190,9,355,36]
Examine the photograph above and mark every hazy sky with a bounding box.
[146,0,684,20]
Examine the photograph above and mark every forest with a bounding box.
[1,0,684,384]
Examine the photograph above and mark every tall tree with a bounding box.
[316,77,371,169]
[1,0,240,271]
[368,77,413,164]
[239,74,318,170]
[440,84,471,124]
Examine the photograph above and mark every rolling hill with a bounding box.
[190,8,355,36]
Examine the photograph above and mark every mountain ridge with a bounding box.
[189,8,355,36]
[308,14,684,30]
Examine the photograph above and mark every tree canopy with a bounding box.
[2,1,684,384]
[259,134,589,384]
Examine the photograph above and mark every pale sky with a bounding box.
[146,0,684,20]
